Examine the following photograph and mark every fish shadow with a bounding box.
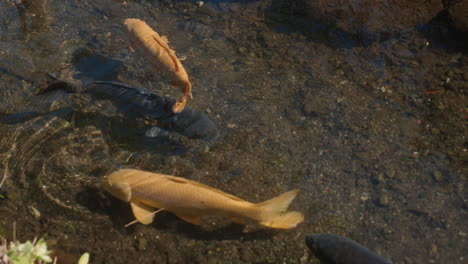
[416,10,468,54]
[149,212,276,241]
[72,51,124,83]
[173,221,276,242]
[75,187,135,230]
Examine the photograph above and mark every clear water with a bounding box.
[0,0,466,263]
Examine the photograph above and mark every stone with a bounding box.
[377,192,389,207]
[137,238,147,251]
[433,171,443,182]
[360,192,370,201]
[431,128,441,135]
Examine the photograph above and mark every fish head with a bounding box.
[305,235,319,252]
[101,172,132,202]
[123,18,142,32]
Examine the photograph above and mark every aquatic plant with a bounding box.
[0,235,90,264]
[0,237,53,264]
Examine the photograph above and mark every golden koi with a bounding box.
[102,169,304,229]
[123,18,192,113]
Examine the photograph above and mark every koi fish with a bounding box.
[102,169,304,229]
[124,18,192,114]
[305,234,391,264]
[84,81,218,141]
[35,76,218,141]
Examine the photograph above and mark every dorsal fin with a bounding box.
[161,175,245,202]
[167,177,188,184]
[161,35,169,44]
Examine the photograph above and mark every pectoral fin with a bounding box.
[128,39,137,52]
[175,213,201,225]
[171,96,187,113]
[131,201,156,225]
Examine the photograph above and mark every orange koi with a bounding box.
[102,169,304,229]
[124,18,192,113]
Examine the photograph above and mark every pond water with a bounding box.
[0,0,466,263]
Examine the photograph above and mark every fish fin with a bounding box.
[125,208,165,228]
[183,82,193,99]
[127,37,138,52]
[161,35,169,44]
[228,216,245,225]
[102,181,132,202]
[171,96,188,113]
[255,190,304,229]
[172,81,192,98]
[152,35,179,72]
[130,201,156,225]
[162,175,246,203]
[129,43,136,52]
[175,213,201,225]
[166,177,188,184]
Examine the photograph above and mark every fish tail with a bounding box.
[255,190,304,229]
[36,75,78,95]
[183,82,192,99]
[171,95,188,113]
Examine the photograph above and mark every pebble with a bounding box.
[137,238,147,251]
[385,168,396,178]
[78,253,90,264]
[28,206,41,219]
[196,1,204,7]
[429,244,438,258]
[374,173,385,184]
[360,192,370,201]
[433,171,443,182]
[145,126,169,138]
[377,192,389,207]
[335,69,345,76]
[404,256,413,263]
[227,123,236,128]
[196,144,210,154]
[206,256,218,264]
[240,247,253,262]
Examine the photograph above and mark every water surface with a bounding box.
[0,0,466,263]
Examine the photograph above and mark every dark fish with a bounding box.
[34,76,218,141]
[83,81,218,141]
[83,81,174,120]
[305,233,391,264]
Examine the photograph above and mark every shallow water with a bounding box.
[0,0,467,263]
